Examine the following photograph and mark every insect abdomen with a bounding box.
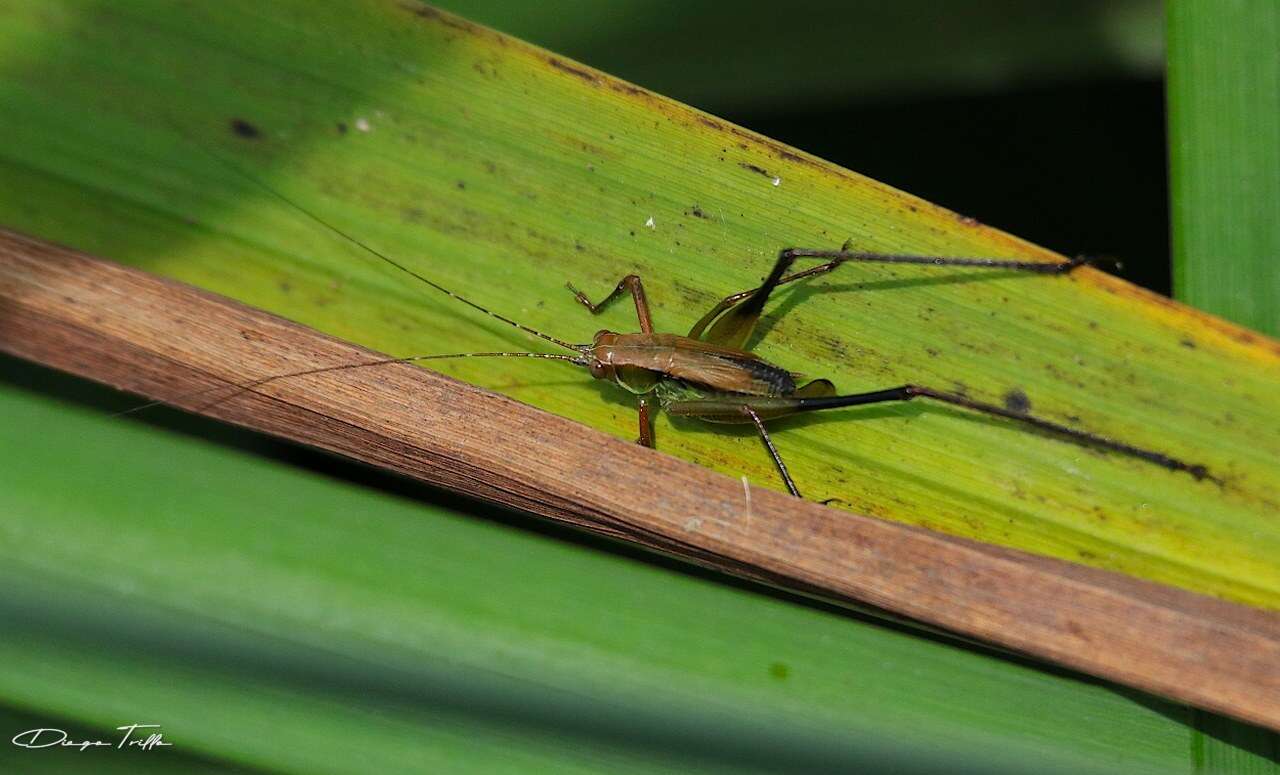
[721,355,796,396]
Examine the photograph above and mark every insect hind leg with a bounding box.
[788,384,1214,481]
[689,242,1100,347]
[688,250,844,349]
[688,263,842,342]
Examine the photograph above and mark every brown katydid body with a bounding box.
[588,332,796,397]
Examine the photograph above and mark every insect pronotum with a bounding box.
[130,133,1212,499]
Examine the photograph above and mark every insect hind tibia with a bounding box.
[782,247,1094,274]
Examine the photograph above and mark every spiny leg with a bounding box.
[687,259,843,342]
[688,249,824,348]
[783,244,1097,274]
[637,395,655,448]
[785,384,1213,481]
[744,406,801,497]
[662,382,1211,482]
[566,274,654,333]
[689,244,1098,345]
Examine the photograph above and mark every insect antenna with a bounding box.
[191,123,586,355]
[113,350,587,418]
[264,191,585,353]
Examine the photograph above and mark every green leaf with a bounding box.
[2,0,1276,603]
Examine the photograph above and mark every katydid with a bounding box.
[133,175,1210,496]
[563,246,1210,495]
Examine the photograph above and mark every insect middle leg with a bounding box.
[663,395,815,497]
[743,406,800,497]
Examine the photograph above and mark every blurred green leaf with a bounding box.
[1169,0,1280,335]
[1167,1,1280,769]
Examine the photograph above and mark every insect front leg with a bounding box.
[565,274,654,333]
[637,395,655,448]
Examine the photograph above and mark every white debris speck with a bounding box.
[741,476,753,532]
[644,216,655,229]
[355,117,371,133]
[771,176,781,187]
[684,517,703,531]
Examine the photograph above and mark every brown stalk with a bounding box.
[2,227,1278,731]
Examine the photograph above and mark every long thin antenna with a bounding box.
[113,350,585,418]
[200,121,585,354]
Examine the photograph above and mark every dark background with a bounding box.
[733,79,1170,294]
